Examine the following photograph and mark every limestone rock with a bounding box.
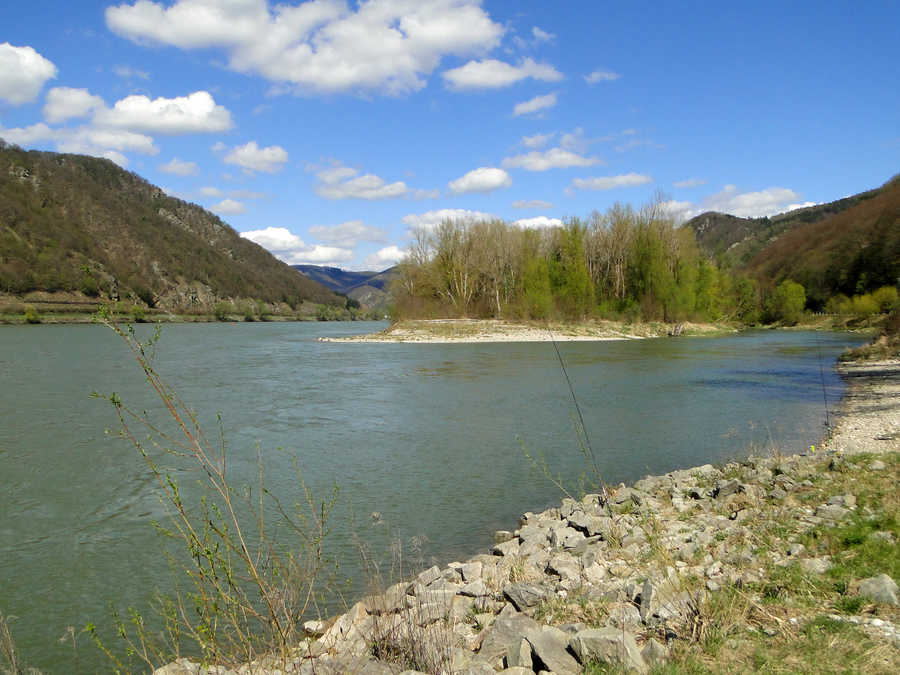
[569,628,648,673]
[504,583,551,611]
[526,626,581,674]
[477,613,540,669]
[492,538,521,557]
[858,574,899,606]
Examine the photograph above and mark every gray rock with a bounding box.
[569,628,648,673]
[869,460,887,471]
[612,487,646,505]
[153,658,201,675]
[526,626,581,674]
[416,565,442,587]
[769,486,788,500]
[518,524,550,545]
[507,637,533,669]
[583,561,607,585]
[567,511,591,533]
[560,497,581,519]
[858,574,899,606]
[827,494,856,508]
[494,530,515,543]
[816,504,850,520]
[477,613,540,669]
[303,619,326,637]
[606,602,642,629]
[504,583,551,611]
[639,578,655,624]
[550,525,585,550]
[687,487,708,500]
[492,538,521,557]
[787,543,806,557]
[547,554,582,582]
[641,638,669,666]
[459,579,490,597]
[714,479,743,499]
[461,561,483,582]
[799,557,833,574]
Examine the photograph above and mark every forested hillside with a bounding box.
[743,176,900,309]
[686,175,899,309]
[0,140,341,311]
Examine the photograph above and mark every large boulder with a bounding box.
[526,626,581,674]
[858,574,899,606]
[569,627,648,673]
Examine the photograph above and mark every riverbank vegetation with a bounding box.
[389,198,899,332]
[0,292,380,325]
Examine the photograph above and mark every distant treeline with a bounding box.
[393,201,762,324]
[391,199,899,326]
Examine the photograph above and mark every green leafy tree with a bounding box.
[766,280,806,325]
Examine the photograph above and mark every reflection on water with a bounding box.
[0,323,865,671]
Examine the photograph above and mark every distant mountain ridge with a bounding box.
[292,264,398,310]
[0,141,342,310]
[685,174,900,308]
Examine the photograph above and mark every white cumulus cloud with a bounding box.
[660,200,695,222]
[199,186,224,197]
[106,0,504,95]
[43,87,105,124]
[572,173,653,191]
[513,92,557,117]
[211,198,246,215]
[1,122,159,160]
[363,245,406,269]
[585,69,620,84]
[513,216,562,229]
[308,220,386,247]
[699,185,816,218]
[241,226,352,265]
[402,208,495,229]
[95,91,233,134]
[448,167,511,194]
[503,148,600,172]
[442,57,563,90]
[0,43,57,105]
[313,161,408,200]
[159,157,199,175]
[224,141,289,173]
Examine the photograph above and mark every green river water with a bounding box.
[0,321,865,671]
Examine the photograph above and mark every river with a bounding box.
[0,321,864,671]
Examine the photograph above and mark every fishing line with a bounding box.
[545,323,612,509]
[814,330,831,429]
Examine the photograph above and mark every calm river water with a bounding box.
[0,322,864,671]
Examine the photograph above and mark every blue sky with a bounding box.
[1,1,898,270]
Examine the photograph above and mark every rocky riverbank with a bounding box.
[157,359,900,674]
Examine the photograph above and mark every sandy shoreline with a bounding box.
[320,318,731,343]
